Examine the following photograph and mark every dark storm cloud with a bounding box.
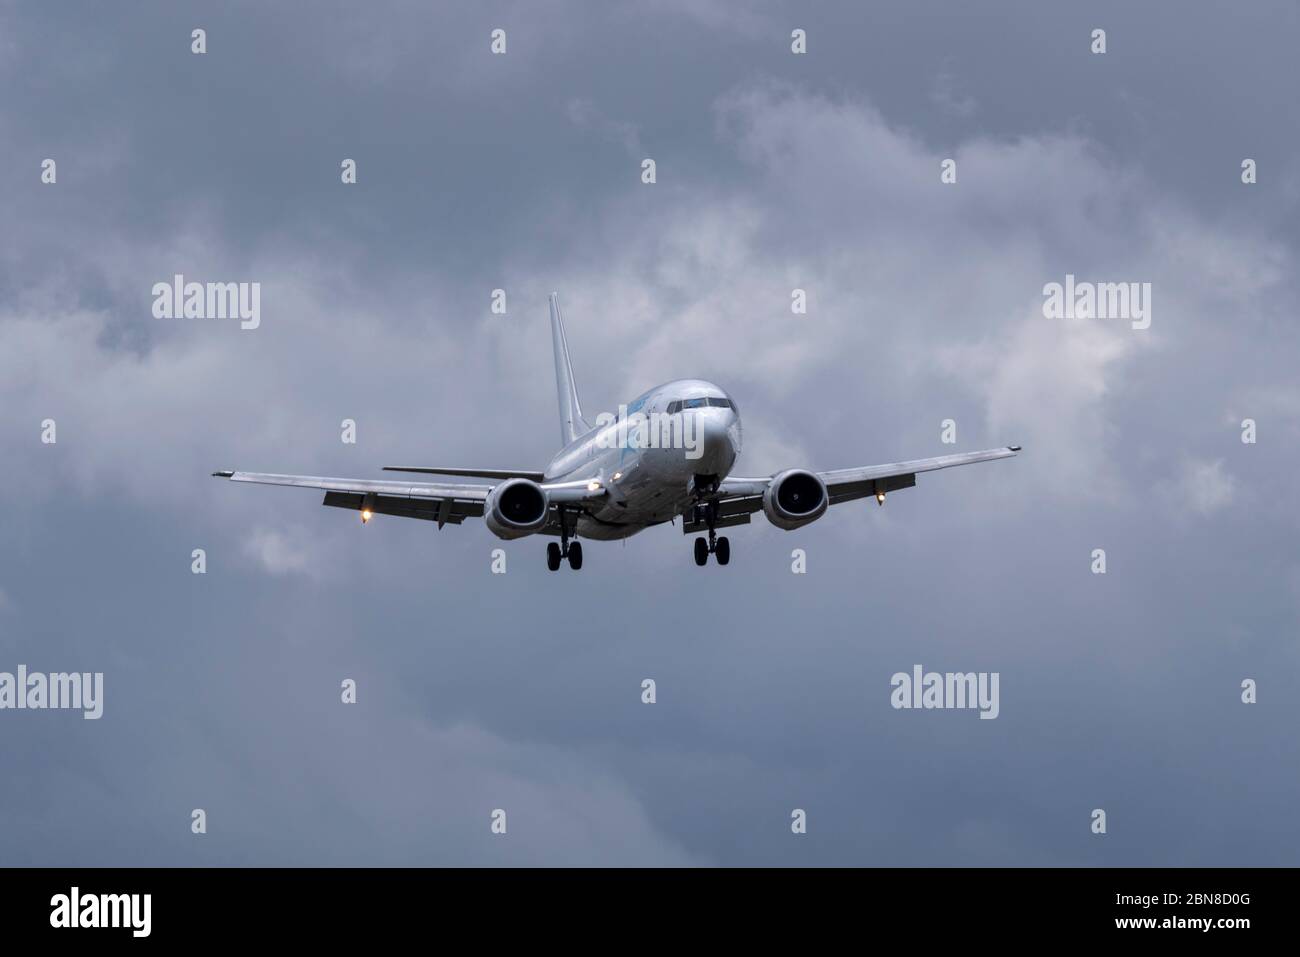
[1,1,1297,865]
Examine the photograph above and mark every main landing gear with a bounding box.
[692,500,730,567]
[694,534,729,566]
[547,506,583,571]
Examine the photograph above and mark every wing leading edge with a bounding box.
[381,466,546,481]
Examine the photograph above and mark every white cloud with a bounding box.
[1167,458,1236,515]
[243,527,316,577]
[535,83,1288,504]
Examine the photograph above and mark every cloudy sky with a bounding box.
[2,0,1298,865]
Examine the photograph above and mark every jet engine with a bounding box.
[484,478,550,539]
[762,469,828,530]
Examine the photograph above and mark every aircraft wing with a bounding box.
[695,446,1020,532]
[815,446,1021,505]
[211,470,604,528]
[212,470,492,526]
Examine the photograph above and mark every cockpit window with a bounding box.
[668,396,732,412]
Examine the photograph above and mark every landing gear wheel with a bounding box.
[567,541,583,570]
[715,536,730,565]
[546,542,562,571]
[694,537,709,566]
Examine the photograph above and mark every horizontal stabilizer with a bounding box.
[382,466,546,482]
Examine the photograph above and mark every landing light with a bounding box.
[587,480,602,491]
[361,509,373,524]
[876,492,886,506]
[612,471,622,481]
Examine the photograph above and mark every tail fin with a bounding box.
[549,293,590,444]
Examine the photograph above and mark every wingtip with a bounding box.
[212,469,235,478]
[1007,445,1022,453]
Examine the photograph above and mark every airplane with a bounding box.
[213,294,1020,570]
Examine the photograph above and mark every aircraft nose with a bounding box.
[694,409,738,474]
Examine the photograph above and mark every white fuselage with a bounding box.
[543,378,741,540]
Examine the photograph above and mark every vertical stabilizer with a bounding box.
[549,293,590,444]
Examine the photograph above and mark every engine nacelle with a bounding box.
[762,469,828,530]
[484,478,550,539]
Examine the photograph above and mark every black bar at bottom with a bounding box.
[0,867,1281,942]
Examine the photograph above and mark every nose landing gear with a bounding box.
[692,474,720,497]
